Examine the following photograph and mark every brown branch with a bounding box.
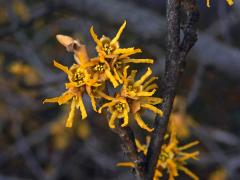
[144,0,199,179]
[112,123,145,179]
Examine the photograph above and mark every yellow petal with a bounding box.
[105,69,119,88]
[114,48,135,55]
[89,94,97,112]
[98,101,116,113]
[140,97,163,105]
[53,60,70,75]
[134,67,152,86]
[165,140,177,152]
[123,58,154,64]
[144,84,158,92]
[123,70,137,86]
[167,159,178,178]
[178,141,199,151]
[123,65,130,79]
[56,34,74,47]
[66,98,76,128]
[141,104,163,117]
[118,48,142,59]
[97,91,114,101]
[143,77,158,89]
[90,26,102,47]
[117,162,135,168]
[135,139,147,154]
[134,113,154,132]
[78,96,87,119]
[65,82,78,88]
[109,112,118,128]
[113,68,123,84]
[136,89,156,97]
[111,20,126,44]
[44,93,73,105]
[58,93,74,105]
[154,170,163,180]
[43,97,59,104]
[121,110,129,127]
[178,151,199,162]
[178,165,199,180]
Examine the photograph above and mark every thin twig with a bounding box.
[112,122,145,179]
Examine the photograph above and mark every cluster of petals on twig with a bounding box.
[44,21,163,131]
[117,124,200,180]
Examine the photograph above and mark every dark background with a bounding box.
[0,0,240,179]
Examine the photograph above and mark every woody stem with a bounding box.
[112,122,145,179]
[144,0,199,179]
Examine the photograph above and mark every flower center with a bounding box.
[127,85,138,93]
[72,68,86,86]
[103,42,114,55]
[159,150,170,162]
[93,63,105,73]
[114,102,126,113]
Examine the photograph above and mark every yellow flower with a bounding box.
[90,21,140,58]
[121,66,163,131]
[8,62,40,85]
[97,65,164,131]
[88,55,120,88]
[50,117,71,150]
[118,125,200,180]
[209,168,227,180]
[90,21,154,85]
[98,94,130,129]
[111,49,154,84]
[206,0,233,7]
[98,81,163,132]
[121,66,159,99]
[44,61,100,128]
[169,96,198,139]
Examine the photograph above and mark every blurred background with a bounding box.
[0,0,240,179]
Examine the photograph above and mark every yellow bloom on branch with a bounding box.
[90,21,154,85]
[169,96,198,139]
[111,49,154,84]
[98,67,163,133]
[88,55,119,88]
[118,125,200,180]
[44,21,163,133]
[43,61,101,128]
[98,92,160,132]
[98,94,130,128]
[121,66,158,99]
[90,21,140,59]
[121,66,163,131]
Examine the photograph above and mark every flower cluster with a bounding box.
[169,96,198,139]
[206,0,234,7]
[117,124,200,180]
[44,21,163,131]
